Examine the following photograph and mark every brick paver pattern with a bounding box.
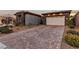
[0,26,64,49]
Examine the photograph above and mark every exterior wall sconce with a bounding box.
[59,13,63,15]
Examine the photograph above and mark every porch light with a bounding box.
[48,14,51,16]
[59,13,63,15]
[52,14,56,16]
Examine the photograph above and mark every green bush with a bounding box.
[64,33,79,47]
[66,16,75,28]
[67,30,79,35]
[0,26,13,33]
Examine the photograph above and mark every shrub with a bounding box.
[0,26,13,33]
[67,30,79,35]
[64,33,79,47]
[66,16,75,28]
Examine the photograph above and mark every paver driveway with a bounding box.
[0,25,64,49]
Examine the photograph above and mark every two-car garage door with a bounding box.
[46,16,65,26]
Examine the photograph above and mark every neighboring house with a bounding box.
[15,11,42,25]
[42,11,71,26]
[0,16,15,27]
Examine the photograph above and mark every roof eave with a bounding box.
[42,10,71,15]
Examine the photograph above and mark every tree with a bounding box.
[66,16,75,28]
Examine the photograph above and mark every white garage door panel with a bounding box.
[46,16,65,25]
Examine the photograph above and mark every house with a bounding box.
[42,10,71,26]
[15,11,42,25]
[15,11,71,26]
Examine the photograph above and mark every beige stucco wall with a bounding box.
[0,16,3,25]
[46,16,65,25]
[75,13,79,27]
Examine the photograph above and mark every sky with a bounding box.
[0,10,78,16]
[0,10,55,15]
